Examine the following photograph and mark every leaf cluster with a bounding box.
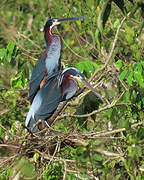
[0,0,144,179]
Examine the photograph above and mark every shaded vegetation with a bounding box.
[0,0,144,179]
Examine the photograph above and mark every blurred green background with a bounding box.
[0,0,144,179]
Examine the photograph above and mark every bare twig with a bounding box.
[20,51,37,61]
[0,144,19,149]
[0,123,19,139]
[17,31,42,50]
[55,102,133,119]
[89,13,130,82]
[63,160,67,180]
[95,148,124,157]
[81,122,143,138]
[48,101,68,126]
[0,155,18,168]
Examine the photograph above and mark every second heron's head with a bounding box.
[61,67,105,103]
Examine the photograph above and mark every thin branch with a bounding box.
[48,101,68,126]
[17,31,42,50]
[0,123,20,139]
[95,148,124,157]
[20,51,37,61]
[55,102,133,119]
[47,141,60,167]
[0,154,18,168]
[82,122,143,138]
[34,149,75,163]
[0,144,19,149]
[63,160,67,180]
[89,13,130,82]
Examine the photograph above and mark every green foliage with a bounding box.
[76,60,101,77]
[43,163,63,180]
[0,168,13,180]
[13,158,37,179]
[0,0,144,179]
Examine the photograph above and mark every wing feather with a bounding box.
[29,55,45,103]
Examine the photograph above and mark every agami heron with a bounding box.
[25,67,104,132]
[29,16,85,103]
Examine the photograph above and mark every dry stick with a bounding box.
[62,14,124,99]
[17,31,42,50]
[95,149,124,157]
[47,142,60,167]
[34,149,75,163]
[48,101,68,126]
[64,122,143,147]
[56,28,87,60]
[22,124,37,137]
[57,90,128,119]
[63,160,67,180]
[20,51,37,61]
[0,109,9,115]
[0,123,19,139]
[0,144,19,149]
[0,154,18,168]
[55,102,132,119]
[79,121,143,138]
[89,13,130,83]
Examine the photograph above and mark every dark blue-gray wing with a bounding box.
[25,77,62,132]
[29,56,45,104]
[35,77,62,121]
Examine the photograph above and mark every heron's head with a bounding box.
[63,67,104,103]
[44,16,85,31]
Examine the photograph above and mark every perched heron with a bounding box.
[25,67,104,132]
[29,16,85,103]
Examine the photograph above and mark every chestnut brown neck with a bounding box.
[44,27,52,46]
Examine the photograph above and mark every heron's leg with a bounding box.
[31,119,42,132]
[41,120,47,129]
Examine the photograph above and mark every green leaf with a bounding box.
[97,0,112,33]
[125,27,135,44]
[116,59,123,71]
[115,174,121,180]
[95,29,101,49]
[7,41,15,55]
[113,19,120,29]
[127,71,133,86]
[113,0,127,14]
[76,61,95,76]
[86,0,94,9]
[33,152,40,163]
[14,158,36,179]
[130,44,138,51]
[135,51,141,60]
[94,0,100,7]
[134,71,144,87]
[120,69,128,81]
[0,48,7,61]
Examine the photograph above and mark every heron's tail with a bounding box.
[25,110,38,133]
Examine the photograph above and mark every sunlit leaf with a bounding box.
[120,69,128,81]
[116,59,123,71]
[127,71,133,86]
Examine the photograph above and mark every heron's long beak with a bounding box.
[82,78,104,103]
[71,75,104,103]
[58,16,85,22]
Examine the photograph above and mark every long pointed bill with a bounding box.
[82,79,105,103]
[58,16,85,22]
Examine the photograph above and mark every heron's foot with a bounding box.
[31,119,42,132]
